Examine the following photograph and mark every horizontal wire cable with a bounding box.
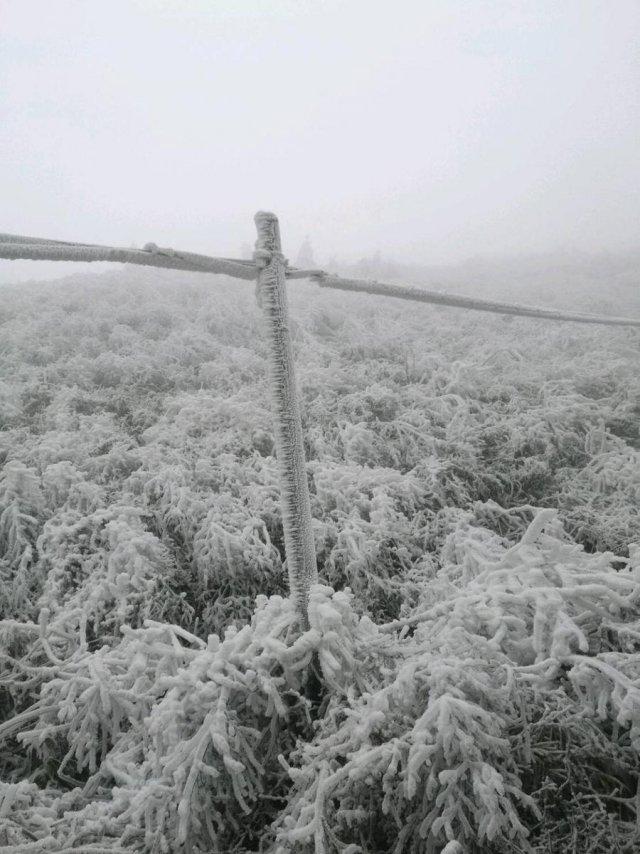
[311,273,640,328]
[2,231,639,327]
[0,232,99,246]
[0,241,257,280]
[285,267,327,280]
[0,233,316,281]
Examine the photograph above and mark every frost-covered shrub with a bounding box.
[0,462,45,619]
[3,513,640,853]
[311,461,433,620]
[2,266,640,852]
[1,589,360,851]
[36,506,184,648]
[271,511,640,854]
[556,436,640,554]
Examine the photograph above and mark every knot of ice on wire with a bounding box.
[143,242,175,257]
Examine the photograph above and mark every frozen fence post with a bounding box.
[254,211,318,629]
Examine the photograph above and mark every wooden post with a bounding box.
[254,211,318,629]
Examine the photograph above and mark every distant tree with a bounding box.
[295,235,315,268]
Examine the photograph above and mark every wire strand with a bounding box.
[2,233,639,327]
[311,273,640,328]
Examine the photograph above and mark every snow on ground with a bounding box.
[1,265,639,852]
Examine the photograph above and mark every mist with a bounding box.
[5,5,640,851]
[2,0,640,283]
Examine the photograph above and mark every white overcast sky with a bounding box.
[1,0,639,281]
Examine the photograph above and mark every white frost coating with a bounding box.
[0,237,257,280]
[4,227,640,327]
[254,211,318,629]
[313,273,640,327]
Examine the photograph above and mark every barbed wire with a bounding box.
[1,232,639,328]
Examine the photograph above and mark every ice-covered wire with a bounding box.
[310,273,640,327]
[0,231,324,283]
[0,236,257,280]
[2,229,639,327]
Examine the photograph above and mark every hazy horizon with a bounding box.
[2,1,640,283]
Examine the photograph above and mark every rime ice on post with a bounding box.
[254,211,318,629]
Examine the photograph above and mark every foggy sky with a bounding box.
[2,1,639,282]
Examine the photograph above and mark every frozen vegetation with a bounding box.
[1,263,640,852]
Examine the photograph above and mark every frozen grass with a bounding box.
[0,266,639,852]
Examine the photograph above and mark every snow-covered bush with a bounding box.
[272,510,640,853]
[1,265,640,852]
[3,511,639,853]
[0,462,45,620]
